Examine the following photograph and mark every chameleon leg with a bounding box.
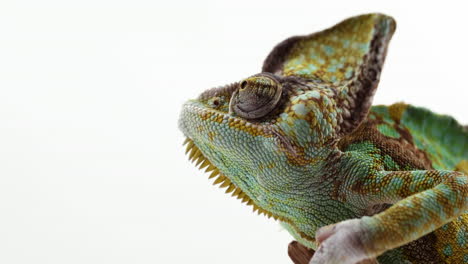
[310,170,468,264]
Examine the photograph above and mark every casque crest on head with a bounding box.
[261,13,396,136]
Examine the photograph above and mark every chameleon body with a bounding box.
[178,14,467,264]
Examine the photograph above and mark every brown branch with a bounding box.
[288,241,315,264]
[287,241,380,264]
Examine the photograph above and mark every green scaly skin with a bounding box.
[179,14,468,264]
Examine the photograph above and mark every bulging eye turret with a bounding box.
[229,73,283,119]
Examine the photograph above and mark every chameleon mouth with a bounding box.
[183,137,284,221]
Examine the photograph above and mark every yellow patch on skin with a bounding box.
[455,160,468,174]
[198,112,225,124]
[388,102,409,123]
[282,99,320,126]
[199,111,215,121]
[434,214,468,263]
[208,131,216,141]
[214,115,224,123]
[227,119,272,137]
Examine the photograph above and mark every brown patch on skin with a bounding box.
[394,124,412,144]
[392,113,436,170]
[271,128,320,167]
[338,116,434,170]
[320,153,346,201]
[401,232,445,264]
[389,104,436,169]
[322,151,349,201]
[282,145,316,166]
[330,179,345,201]
[455,160,468,174]
[388,102,408,123]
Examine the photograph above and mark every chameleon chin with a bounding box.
[179,13,467,264]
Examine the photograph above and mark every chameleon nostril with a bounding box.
[240,81,247,90]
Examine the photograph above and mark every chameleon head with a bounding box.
[179,13,396,233]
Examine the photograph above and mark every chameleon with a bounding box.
[178,13,468,264]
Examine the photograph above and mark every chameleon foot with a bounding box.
[310,219,378,264]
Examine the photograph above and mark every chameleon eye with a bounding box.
[229,74,283,119]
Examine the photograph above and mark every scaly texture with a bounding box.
[178,13,467,264]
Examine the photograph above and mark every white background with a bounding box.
[0,0,466,263]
